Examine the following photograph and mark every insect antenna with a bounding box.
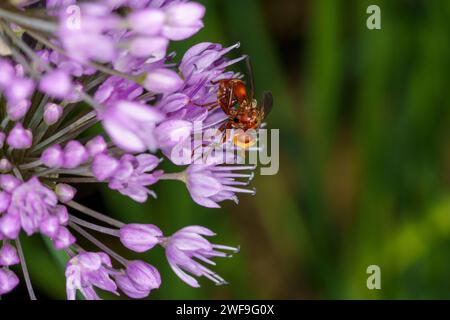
[244,55,255,101]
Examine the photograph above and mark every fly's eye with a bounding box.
[233,117,239,123]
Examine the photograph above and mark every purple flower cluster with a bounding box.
[61,223,239,300]
[0,0,262,300]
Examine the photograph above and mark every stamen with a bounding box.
[146,189,157,199]
[222,180,249,186]
[218,42,241,56]
[198,264,228,285]
[213,244,240,253]
[212,165,256,171]
[214,173,253,179]
[221,56,247,69]
[193,254,216,266]
[223,186,256,194]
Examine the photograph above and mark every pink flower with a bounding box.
[162,226,239,287]
[0,268,19,295]
[65,252,118,300]
[186,164,256,208]
[119,224,162,252]
[143,68,184,94]
[6,123,32,149]
[163,3,205,41]
[39,70,73,99]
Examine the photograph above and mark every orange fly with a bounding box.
[198,55,273,149]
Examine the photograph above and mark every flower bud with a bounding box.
[6,123,32,149]
[55,183,77,203]
[54,205,69,225]
[53,227,76,249]
[41,145,64,168]
[7,99,30,121]
[125,260,161,292]
[40,216,60,238]
[115,274,150,299]
[0,191,11,212]
[0,213,21,239]
[86,135,107,156]
[128,9,165,35]
[0,59,15,89]
[144,68,183,94]
[102,100,165,152]
[119,224,162,252]
[0,158,11,172]
[92,153,119,181]
[63,140,89,169]
[0,174,21,192]
[0,243,19,266]
[0,268,19,295]
[43,103,63,125]
[129,36,168,59]
[163,2,205,41]
[5,77,34,104]
[39,70,72,99]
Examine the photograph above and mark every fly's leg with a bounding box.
[193,92,228,111]
[193,101,220,111]
[191,121,227,162]
[220,121,234,144]
[201,121,235,163]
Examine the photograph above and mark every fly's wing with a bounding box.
[261,91,273,119]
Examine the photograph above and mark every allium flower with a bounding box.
[0,0,268,300]
[176,164,256,208]
[65,252,118,300]
[119,224,162,252]
[160,226,239,287]
[104,154,163,202]
[115,260,161,298]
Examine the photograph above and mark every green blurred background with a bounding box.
[15,0,450,299]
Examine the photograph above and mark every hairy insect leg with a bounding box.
[191,122,230,162]
[219,121,234,144]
